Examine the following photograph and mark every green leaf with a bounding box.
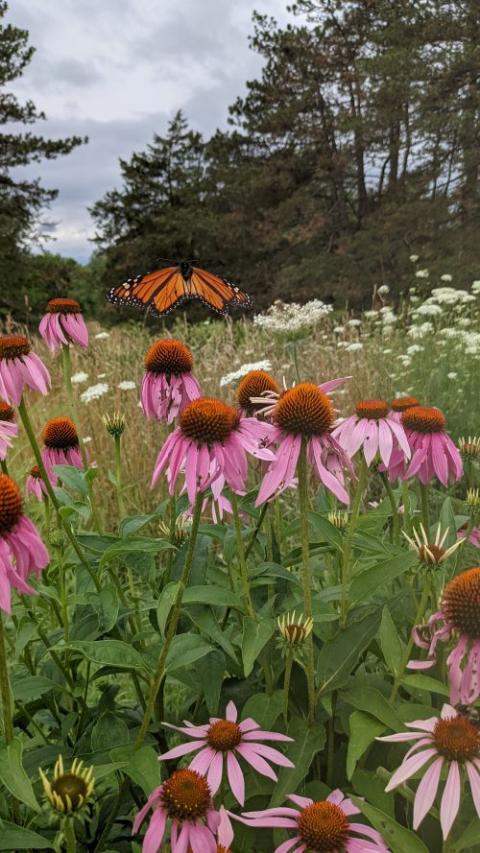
[12,675,60,703]
[351,797,429,853]
[183,585,244,610]
[379,606,404,676]
[187,609,239,665]
[317,611,381,695]
[53,464,88,496]
[346,711,386,780]
[309,512,343,548]
[402,674,450,697]
[342,686,403,730]
[196,651,225,714]
[165,634,214,673]
[0,823,53,850]
[453,817,480,852]
[120,513,159,537]
[270,717,325,806]
[91,713,130,751]
[156,582,179,638]
[242,617,275,677]
[241,691,284,730]
[99,538,173,567]
[110,745,161,796]
[0,738,40,811]
[350,552,417,604]
[60,640,148,672]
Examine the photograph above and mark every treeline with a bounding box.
[92,0,480,311]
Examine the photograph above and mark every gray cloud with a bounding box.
[7,0,292,261]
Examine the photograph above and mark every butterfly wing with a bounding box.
[107,266,180,313]
[189,266,251,315]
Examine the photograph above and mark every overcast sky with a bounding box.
[9,0,291,263]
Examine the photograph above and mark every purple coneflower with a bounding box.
[133,768,220,853]
[389,395,420,422]
[42,417,83,484]
[159,700,293,806]
[333,399,410,467]
[0,473,49,612]
[236,369,280,417]
[26,466,48,502]
[240,788,388,852]
[386,406,462,486]
[256,382,354,506]
[0,335,50,406]
[39,298,89,353]
[141,339,201,423]
[0,402,18,460]
[408,567,480,705]
[378,703,480,839]
[151,398,275,504]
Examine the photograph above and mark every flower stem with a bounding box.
[389,573,431,701]
[244,503,268,560]
[114,434,126,518]
[17,397,101,592]
[63,817,77,853]
[380,472,400,543]
[420,483,430,532]
[163,494,177,587]
[135,493,203,749]
[282,649,293,727]
[297,439,316,725]
[230,492,255,618]
[0,459,8,475]
[61,344,88,468]
[401,481,412,536]
[340,456,368,628]
[0,613,13,743]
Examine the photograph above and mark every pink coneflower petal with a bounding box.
[378,419,393,466]
[190,746,216,776]
[160,740,206,761]
[235,743,278,780]
[440,760,461,839]
[206,750,224,794]
[466,762,480,818]
[319,376,351,393]
[413,756,443,829]
[246,743,294,767]
[276,838,303,853]
[385,748,437,791]
[226,751,245,805]
[241,730,293,742]
[142,806,167,853]
[288,794,312,808]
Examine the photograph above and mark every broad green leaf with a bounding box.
[183,585,244,610]
[242,617,275,677]
[379,606,404,676]
[110,745,161,796]
[53,464,88,496]
[351,797,429,853]
[309,512,343,548]
[269,717,325,806]
[12,675,60,703]
[0,738,40,811]
[342,686,403,730]
[453,817,480,852]
[317,611,381,695]
[59,640,148,672]
[196,651,226,714]
[120,513,159,538]
[165,634,214,673]
[241,691,284,730]
[187,609,239,665]
[0,822,52,850]
[402,674,450,697]
[346,711,385,780]
[100,538,173,567]
[350,552,417,604]
[156,582,179,638]
[91,713,130,751]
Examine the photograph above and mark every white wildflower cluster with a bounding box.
[253,299,332,334]
[409,254,419,263]
[430,287,475,306]
[472,281,480,294]
[415,269,429,279]
[377,284,390,296]
[408,321,434,338]
[412,303,443,318]
[80,383,109,403]
[95,331,110,340]
[219,360,273,387]
[117,381,136,391]
[71,371,88,384]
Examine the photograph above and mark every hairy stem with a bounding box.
[0,613,13,743]
[340,456,368,628]
[297,439,316,725]
[230,492,255,618]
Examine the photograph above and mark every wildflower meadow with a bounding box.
[1,268,480,853]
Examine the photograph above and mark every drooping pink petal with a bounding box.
[385,748,437,791]
[466,761,480,818]
[440,761,461,840]
[226,751,245,805]
[413,756,443,829]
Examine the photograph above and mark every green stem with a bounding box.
[390,574,431,701]
[63,816,77,853]
[420,482,430,533]
[282,650,293,727]
[381,473,400,543]
[163,493,177,586]
[244,503,268,560]
[297,439,316,725]
[0,459,8,475]
[17,397,101,592]
[340,456,368,628]
[114,434,126,518]
[0,613,13,743]
[326,691,337,788]
[61,344,88,468]
[135,494,203,749]
[230,492,255,618]
[401,481,412,536]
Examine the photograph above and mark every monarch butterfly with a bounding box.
[107,261,251,317]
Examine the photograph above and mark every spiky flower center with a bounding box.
[274,383,334,436]
[51,774,88,810]
[180,398,239,445]
[236,370,280,414]
[442,568,480,638]
[355,399,389,420]
[391,396,420,412]
[0,402,15,422]
[402,405,446,433]
[207,720,242,751]
[418,544,445,564]
[30,465,42,479]
[42,417,79,450]
[47,298,81,314]
[160,769,211,821]
[433,716,480,762]
[459,436,480,458]
[0,474,22,535]
[0,335,31,360]
[144,339,193,375]
[297,801,349,851]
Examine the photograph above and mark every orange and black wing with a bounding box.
[188,266,251,315]
[107,266,184,315]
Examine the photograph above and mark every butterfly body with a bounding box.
[107,262,251,317]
